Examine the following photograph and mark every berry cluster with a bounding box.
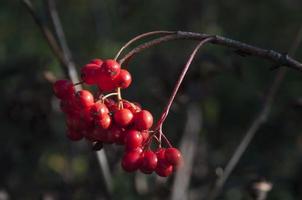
[53,58,182,177]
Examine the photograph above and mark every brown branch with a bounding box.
[119,31,302,72]
[22,0,113,196]
[46,0,80,84]
[21,0,70,76]
[206,26,302,200]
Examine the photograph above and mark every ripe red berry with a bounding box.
[140,150,158,174]
[155,163,173,177]
[89,128,109,142]
[81,63,101,85]
[53,79,75,99]
[114,108,134,127]
[124,130,143,150]
[134,110,153,130]
[141,130,150,143]
[122,101,141,113]
[94,113,111,129]
[121,150,142,172]
[108,126,125,145]
[60,100,79,117]
[90,102,109,117]
[97,76,117,92]
[74,90,94,109]
[165,148,182,166]
[155,148,173,177]
[115,69,132,89]
[66,129,83,141]
[101,59,121,79]
[89,58,103,66]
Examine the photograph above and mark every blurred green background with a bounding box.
[1,0,302,199]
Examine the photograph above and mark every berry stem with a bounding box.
[117,87,123,109]
[101,92,119,100]
[114,31,175,60]
[154,37,213,131]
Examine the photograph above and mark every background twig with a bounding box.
[22,0,113,196]
[206,26,302,200]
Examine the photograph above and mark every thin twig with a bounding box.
[21,0,69,73]
[119,31,302,72]
[22,0,113,196]
[154,37,214,133]
[114,30,175,60]
[46,0,79,85]
[206,26,302,200]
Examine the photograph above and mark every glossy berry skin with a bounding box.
[90,102,109,117]
[134,110,153,130]
[89,58,103,66]
[155,148,173,177]
[141,130,149,143]
[121,150,142,172]
[114,108,134,127]
[140,150,158,174]
[75,90,94,109]
[53,79,75,99]
[165,148,182,166]
[66,129,83,141]
[97,76,117,92]
[155,163,173,177]
[115,69,132,89]
[101,59,121,79]
[94,113,111,129]
[122,101,141,113]
[124,130,143,150]
[81,63,101,85]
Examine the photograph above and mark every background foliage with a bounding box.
[0,0,302,199]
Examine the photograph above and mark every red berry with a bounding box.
[60,100,79,116]
[101,59,121,79]
[89,58,103,66]
[94,113,111,129]
[165,148,182,166]
[122,101,141,113]
[140,150,158,174]
[97,76,117,92]
[90,102,109,117]
[141,130,150,143]
[115,69,132,89]
[75,90,94,109]
[108,126,125,145]
[104,99,118,113]
[53,79,75,99]
[114,108,134,127]
[66,129,83,141]
[81,63,101,85]
[89,128,109,142]
[134,110,153,130]
[124,130,143,150]
[155,163,173,177]
[121,150,142,172]
[155,148,173,177]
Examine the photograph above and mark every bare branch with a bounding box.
[119,31,302,72]
[206,26,302,200]
[114,31,175,60]
[46,0,79,84]
[22,0,113,195]
[154,37,214,136]
[21,0,68,72]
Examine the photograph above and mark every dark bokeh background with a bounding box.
[1,0,302,199]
